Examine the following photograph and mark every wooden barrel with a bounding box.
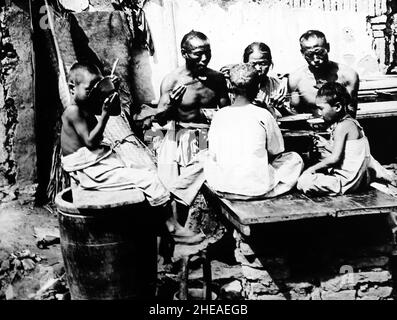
[55,188,157,300]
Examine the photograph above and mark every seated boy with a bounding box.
[61,62,204,244]
[204,63,303,199]
[297,82,393,195]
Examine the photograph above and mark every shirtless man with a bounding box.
[152,30,230,225]
[154,30,230,125]
[287,34,394,184]
[288,30,359,117]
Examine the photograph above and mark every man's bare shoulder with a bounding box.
[160,68,184,92]
[206,67,226,79]
[205,67,228,86]
[335,62,359,81]
[288,65,308,87]
[163,67,185,83]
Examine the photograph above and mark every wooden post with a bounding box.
[163,0,179,69]
[202,249,212,300]
[179,256,189,300]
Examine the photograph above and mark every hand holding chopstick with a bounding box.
[169,84,187,105]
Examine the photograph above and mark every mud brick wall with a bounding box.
[0,3,36,200]
[230,215,396,300]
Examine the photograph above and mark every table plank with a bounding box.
[357,101,397,119]
[203,183,397,227]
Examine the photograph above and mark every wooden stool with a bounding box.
[177,249,214,300]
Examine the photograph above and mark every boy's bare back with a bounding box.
[333,117,363,143]
[61,64,112,156]
[61,105,101,156]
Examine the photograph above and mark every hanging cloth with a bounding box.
[59,0,89,12]
[112,0,155,55]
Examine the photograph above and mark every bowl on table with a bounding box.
[278,113,313,130]
[307,117,326,130]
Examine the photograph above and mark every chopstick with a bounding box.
[111,58,119,76]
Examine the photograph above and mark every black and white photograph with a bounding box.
[1,0,397,309]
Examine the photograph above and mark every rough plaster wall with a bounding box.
[0,4,36,190]
[86,0,383,104]
[86,0,157,106]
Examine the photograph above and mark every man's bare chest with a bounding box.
[179,83,218,109]
[298,73,346,104]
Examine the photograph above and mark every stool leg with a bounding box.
[202,249,212,300]
[179,256,189,300]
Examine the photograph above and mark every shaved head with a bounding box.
[68,62,102,85]
[229,63,260,100]
[181,30,209,51]
[299,30,328,47]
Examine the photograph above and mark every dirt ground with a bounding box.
[0,193,241,300]
[0,199,66,300]
[3,164,396,300]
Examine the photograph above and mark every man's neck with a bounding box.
[309,61,334,78]
[232,95,251,107]
[184,64,207,78]
[259,75,269,87]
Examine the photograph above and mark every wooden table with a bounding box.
[202,183,397,237]
[357,101,397,119]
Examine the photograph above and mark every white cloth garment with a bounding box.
[62,146,170,207]
[155,121,208,206]
[297,118,371,195]
[204,104,303,198]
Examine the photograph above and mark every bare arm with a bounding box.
[217,74,231,107]
[287,73,301,113]
[153,76,186,125]
[69,103,110,149]
[344,68,360,118]
[271,75,296,116]
[305,123,348,174]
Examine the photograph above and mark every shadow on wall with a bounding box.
[73,10,156,115]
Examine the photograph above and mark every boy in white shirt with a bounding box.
[204,63,303,199]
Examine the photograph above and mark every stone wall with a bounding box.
[223,215,396,300]
[0,2,36,202]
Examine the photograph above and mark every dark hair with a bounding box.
[181,30,209,50]
[299,30,327,45]
[316,82,351,110]
[68,61,102,84]
[243,42,272,63]
[229,63,260,100]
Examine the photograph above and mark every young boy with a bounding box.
[61,62,204,244]
[297,82,373,195]
[204,63,303,199]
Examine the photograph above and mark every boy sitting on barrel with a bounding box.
[61,62,204,245]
